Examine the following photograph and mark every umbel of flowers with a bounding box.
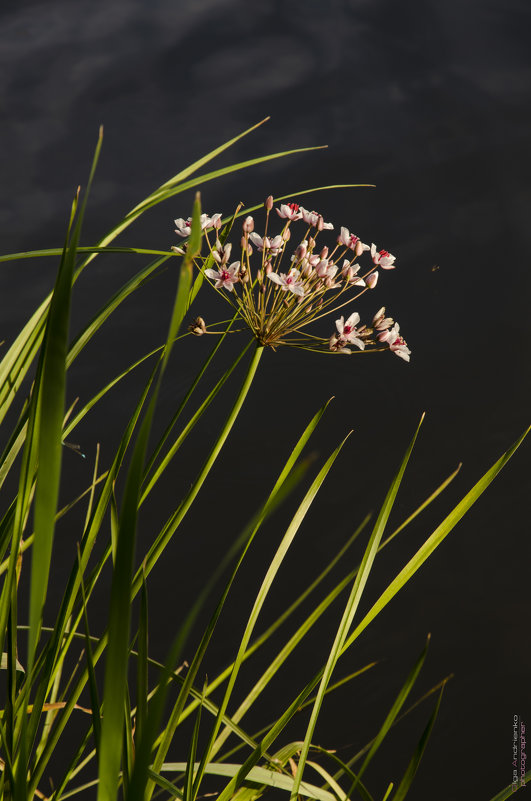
[173,198,411,362]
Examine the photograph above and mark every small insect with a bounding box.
[61,440,86,459]
[431,264,439,272]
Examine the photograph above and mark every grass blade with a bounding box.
[291,415,425,799]
[349,637,430,795]
[391,684,445,801]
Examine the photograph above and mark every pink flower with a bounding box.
[337,227,369,252]
[299,207,334,229]
[249,232,284,254]
[276,202,303,221]
[204,262,240,291]
[174,213,222,237]
[268,268,305,296]
[334,312,365,350]
[370,243,396,269]
[378,323,411,362]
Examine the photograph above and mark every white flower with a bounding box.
[276,203,303,221]
[212,242,232,264]
[334,312,365,350]
[378,323,411,362]
[268,268,305,296]
[249,232,284,255]
[370,243,396,269]
[174,213,222,237]
[204,261,240,292]
[337,227,369,252]
[300,207,334,229]
[341,260,366,286]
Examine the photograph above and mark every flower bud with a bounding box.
[171,245,185,255]
[373,306,386,324]
[265,195,274,211]
[366,271,379,289]
[257,269,263,282]
[317,215,325,232]
[213,216,222,229]
[242,215,254,233]
[265,262,273,275]
[316,260,329,278]
[355,240,364,257]
[308,237,316,249]
[344,266,354,282]
[320,246,329,259]
[282,227,291,241]
[295,242,307,259]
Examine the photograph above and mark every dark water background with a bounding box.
[1,1,530,799]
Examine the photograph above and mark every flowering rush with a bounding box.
[172,199,410,361]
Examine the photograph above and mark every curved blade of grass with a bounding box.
[291,415,425,800]
[349,636,430,796]
[161,763,341,801]
[310,749,375,801]
[390,684,445,801]
[306,761,350,801]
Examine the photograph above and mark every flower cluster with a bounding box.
[173,198,410,362]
